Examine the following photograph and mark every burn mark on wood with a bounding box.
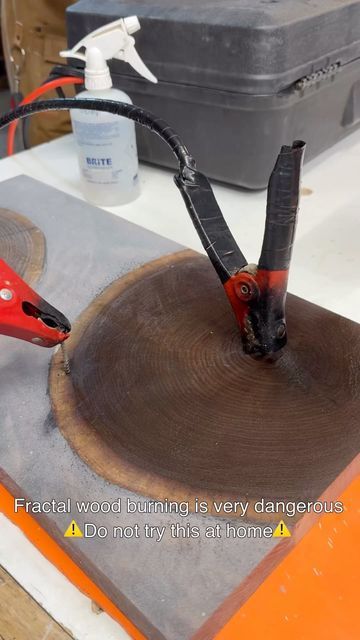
[50,251,360,521]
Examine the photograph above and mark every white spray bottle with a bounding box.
[60,17,157,206]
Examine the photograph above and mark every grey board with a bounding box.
[0,175,276,640]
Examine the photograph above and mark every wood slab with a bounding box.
[0,176,359,640]
[50,250,360,522]
[0,207,45,284]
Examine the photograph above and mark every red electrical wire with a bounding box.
[7,76,83,156]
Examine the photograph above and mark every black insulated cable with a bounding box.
[0,98,245,281]
[0,98,194,170]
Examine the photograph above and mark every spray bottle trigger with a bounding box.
[60,15,157,84]
[119,43,158,83]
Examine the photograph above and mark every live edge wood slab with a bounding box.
[50,250,360,522]
[0,176,359,640]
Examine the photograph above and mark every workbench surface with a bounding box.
[1,129,360,638]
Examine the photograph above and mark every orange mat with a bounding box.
[215,476,360,640]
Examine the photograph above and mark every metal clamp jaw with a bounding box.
[0,259,71,347]
[175,141,306,358]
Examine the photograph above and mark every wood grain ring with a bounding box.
[0,208,45,284]
[49,250,360,522]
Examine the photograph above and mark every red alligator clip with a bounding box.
[0,259,71,347]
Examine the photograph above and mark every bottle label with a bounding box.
[72,112,139,188]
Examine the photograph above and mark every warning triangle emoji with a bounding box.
[273,520,291,538]
[64,520,83,538]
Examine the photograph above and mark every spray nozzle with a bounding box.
[60,16,157,84]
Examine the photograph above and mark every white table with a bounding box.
[1,130,360,637]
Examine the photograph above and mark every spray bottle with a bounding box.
[60,17,157,206]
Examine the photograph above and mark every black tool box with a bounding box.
[66,0,360,189]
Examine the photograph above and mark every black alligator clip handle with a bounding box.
[175,141,306,358]
[0,99,305,358]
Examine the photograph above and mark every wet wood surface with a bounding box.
[50,250,360,522]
